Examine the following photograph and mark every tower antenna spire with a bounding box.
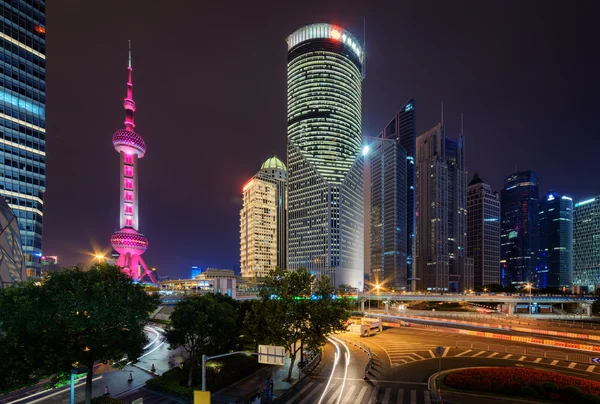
[128,39,132,69]
[124,41,135,130]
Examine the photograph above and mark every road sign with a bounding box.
[591,358,600,364]
[435,346,444,355]
[258,345,285,365]
[194,391,210,404]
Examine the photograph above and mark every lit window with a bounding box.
[124,154,133,164]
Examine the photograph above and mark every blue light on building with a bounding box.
[0,1,46,277]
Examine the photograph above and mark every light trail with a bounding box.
[143,326,160,349]
[318,337,340,404]
[329,336,350,404]
[7,376,103,404]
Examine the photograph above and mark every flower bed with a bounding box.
[444,367,600,402]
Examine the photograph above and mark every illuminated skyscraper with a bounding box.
[0,1,46,277]
[416,123,473,292]
[286,23,365,288]
[109,43,155,283]
[467,173,500,287]
[378,99,416,290]
[572,196,600,291]
[240,156,287,278]
[539,191,573,289]
[500,170,539,286]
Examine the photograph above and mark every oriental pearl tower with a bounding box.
[110,42,156,283]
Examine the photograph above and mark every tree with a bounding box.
[164,294,237,386]
[245,268,352,382]
[0,264,159,404]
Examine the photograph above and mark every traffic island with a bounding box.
[434,367,600,403]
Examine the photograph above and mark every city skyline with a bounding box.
[42,1,599,277]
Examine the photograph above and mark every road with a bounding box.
[0,326,183,404]
[279,336,433,404]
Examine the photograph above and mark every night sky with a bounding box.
[44,1,599,278]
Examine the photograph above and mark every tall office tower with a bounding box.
[0,1,46,277]
[500,170,539,286]
[240,156,288,278]
[466,173,500,287]
[379,99,416,290]
[369,137,407,290]
[109,43,156,283]
[286,23,365,288]
[415,123,473,292]
[572,196,600,291]
[539,192,573,289]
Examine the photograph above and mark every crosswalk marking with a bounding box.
[587,365,596,372]
[471,351,486,357]
[410,389,417,404]
[423,391,431,404]
[518,356,527,361]
[325,385,343,404]
[412,353,425,360]
[442,347,450,357]
[397,388,404,404]
[286,382,314,404]
[503,354,513,359]
[367,386,379,404]
[428,350,435,358]
[533,358,542,363]
[341,385,356,404]
[383,388,391,403]
[454,349,472,357]
[550,360,558,366]
[353,386,368,404]
[568,362,577,369]
[299,384,322,404]
[487,352,499,358]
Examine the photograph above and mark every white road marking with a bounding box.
[285,382,314,404]
[318,338,340,404]
[396,388,404,404]
[568,362,577,369]
[534,358,542,363]
[352,386,368,404]
[550,360,558,365]
[587,365,596,372]
[428,350,435,358]
[471,351,486,357]
[329,336,351,404]
[382,387,391,403]
[410,389,417,404]
[503,354,513,359]
[326,385,343,404]
[518,356,527,361]
[487,352,499,358]
[341,385,356,404]
[412,353,425,360]
[22,377,103,404]
[423,390,432,404]
[454,349,472,357]
[442,347,450,357]
[367,386,379,403]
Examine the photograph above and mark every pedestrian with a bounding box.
[269,376,274,397]
[264,377,271,401]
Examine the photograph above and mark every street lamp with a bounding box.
[95,254,105,261]
[525,283,533,315]
[367,283,381,314]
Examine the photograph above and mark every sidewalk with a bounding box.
[211,353,300,404]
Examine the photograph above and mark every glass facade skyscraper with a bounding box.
[500,170,539,286]
[369,137,407,290]
[467,173,500,287]
[415,124,473,292]
[538,191,573,289]
[286,23,364,288]
[0,1,46,277]
[572,196,600,291]
[379,99,416,290]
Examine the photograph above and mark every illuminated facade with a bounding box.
[572,196,600,291]
[0,195,25,287]
[378,99,417,290]
[368,137,407,290]
[240,156,287,278]
[415,124,473,292]
[286,23,364,288]
[539,192,573,289]
[109,44,155,283]
[0,1,46,277]
[467,173,500,287]
[500,170,539,286]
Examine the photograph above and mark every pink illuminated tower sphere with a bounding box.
[110,42,156,283]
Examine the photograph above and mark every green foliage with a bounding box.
[541,381,559,393]
[528,382,546,396]
[244,267,352,381]
[164,294,237,386]
[591,299,600,315]
[77,397,126,404]
[562,385,582,397]
[146,375,194,400]
[0,264,159,403]
[519,386,538,396]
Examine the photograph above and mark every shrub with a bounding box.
[77,397,126,404]
[562,385,582,397]
[520,386,538,397]
[529,382,546,396]
[583,393,600,403]
[145,377,194,400]
[542,382,559,393]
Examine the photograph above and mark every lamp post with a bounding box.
[525,283,533,315]
[367,284,381,314]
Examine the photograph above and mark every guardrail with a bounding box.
[455,340,592,364]
[337,333,374,379]
[300,349,322,376]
